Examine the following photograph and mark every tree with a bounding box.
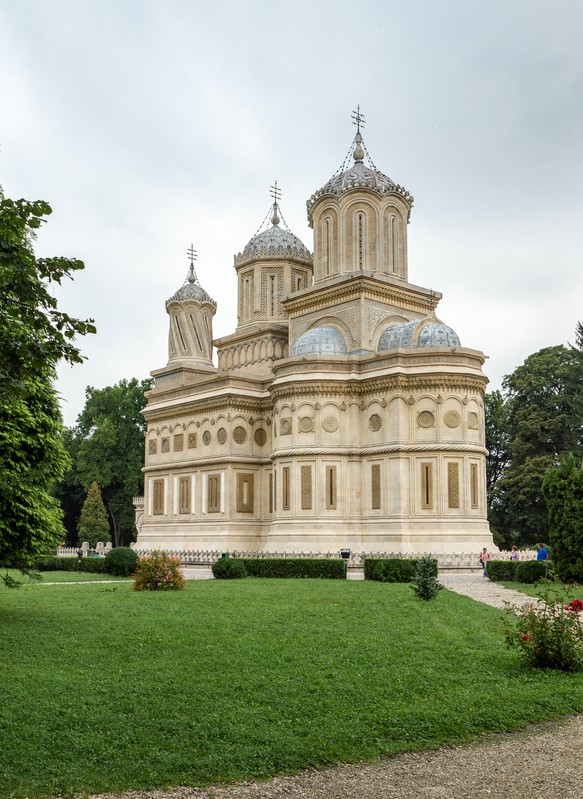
[77,482,110,547]
[0,189,94,582]
[542,454,583,582]
[484,390,511,546]
[67,378,152,546]
[495,345,583,545]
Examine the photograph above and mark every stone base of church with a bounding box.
[136,519,493,556]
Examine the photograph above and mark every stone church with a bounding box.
[135,121,493,555]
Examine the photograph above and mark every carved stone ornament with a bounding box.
[174,434,184,451]
[444,410,461,428]
[280,418,292,436]
[340,402,347,411]
[202,430,212,445]
[417,411,435,428]
[233,426,247,444]
[315,402,322,411]
[161,437,170,452]
[188,433,197,448]
[299,416,314,433]
[322,416,339,433]
[380,399,387,408]
[217,427,227,444]
[368,414,382,431]
[408,395,416,405]
[148,440,157,455]
[468,412,479,429]
[254,428,267,446]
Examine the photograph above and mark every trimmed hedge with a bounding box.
[105,547,139,577]
[486,560,518,582]
[242,558,346,579]
[35,555,108,574]
[515,559,552,583]
[364,558,437,582]
[212,558,247,580]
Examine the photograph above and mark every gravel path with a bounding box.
[69,575,582,799]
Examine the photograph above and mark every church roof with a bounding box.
[378,314,461,350]
[166,261,216,307]
[235,201,312,267]
[292,326,348,357]
[306,130,413,218]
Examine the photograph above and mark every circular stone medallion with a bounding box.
[368,414,382,431]
[202,430,212,445]
[299,416,314,433]
[280,418,292,435]
[468,412,479,429]
[217,427,227,444]
[254,428,267,446]
[322,416,339,433]
[444,410,461,428]
[417,410,435,428]
[233,425,247,444]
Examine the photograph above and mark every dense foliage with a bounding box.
[0,190,94,583]
[411,556,443,600]
[133,551,185,591]
[56,378,152,546]
[486,339,583,547]
[515,560,550,584]
[211,558,247,579]
[542,454,583,582]
[77,481,110,547]
[104,546,139,576]
[485,560,518,581]
[36,555,108,574]
[364,558,437,582]
[241,558,346,579]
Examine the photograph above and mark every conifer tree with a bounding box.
[542,455,583,582]
[77,482,110,547]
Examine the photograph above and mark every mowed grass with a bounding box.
[1,579,583,799]
[500,581,583,600]
[2,569,131,584]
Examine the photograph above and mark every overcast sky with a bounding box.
[2,0,582,426]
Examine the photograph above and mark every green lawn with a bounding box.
[499,581,583,600]
[2,569,131,584]
[1,579,583,799]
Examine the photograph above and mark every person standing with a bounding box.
[511,545,521,560]
[480,547,490,577]
[537,544,549,561]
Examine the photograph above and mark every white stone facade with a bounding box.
[136,130,494,555]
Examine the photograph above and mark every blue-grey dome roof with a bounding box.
[236,222,312,267]
[292,326,348,356]
[378,317,461,351]
[166,264,215,307]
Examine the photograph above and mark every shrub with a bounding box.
[365,558,437,583]
[242,558,346,579]
[35,555,107,573]
[487,560,518,581]
[504,583,583,671]
[515,560,551,584]
[411,556,443,600]
[133,551,185,591]
[105,547,138,577]
[212,558,247,580]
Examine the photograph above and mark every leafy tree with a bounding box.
[0,189,94,584]
[484,390,511,546]
[542,454,583,582]
[68,378,152,547]
[495,345,583,545]
[77,482,110,547]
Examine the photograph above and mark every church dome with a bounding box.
[378,315,461,351]
[306,131,413,218]
[235,204,312,268]
[292,326,348,356]
[166,260,216,308]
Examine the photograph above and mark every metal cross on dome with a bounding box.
[269,180,282,204]
[351,105,366,133]
[186,243,199,284]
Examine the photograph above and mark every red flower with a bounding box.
[522,635,530,640]
[565,599,583,613]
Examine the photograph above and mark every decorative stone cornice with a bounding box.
[144,394,273,423]
[143,455,272,473]
[271,443,488,458]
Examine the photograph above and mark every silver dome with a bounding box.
[236,223,312,267]
[378,317,461,351]
[166,264,215,307]
[292,326,348,356]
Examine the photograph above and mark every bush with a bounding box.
[365,558,437,582]
[105,547,139,577]
[212,558,247,580]
[133,551,185,591]
[411,556,443,600]
[487,560,518,581]
[35,555,107,573]
[504,583,583,671]
[242,558,346,579]
[515,560,551,584]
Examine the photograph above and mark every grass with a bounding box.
[499,581,583,600]
[1,579,583,799]
[2,569,131,584]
